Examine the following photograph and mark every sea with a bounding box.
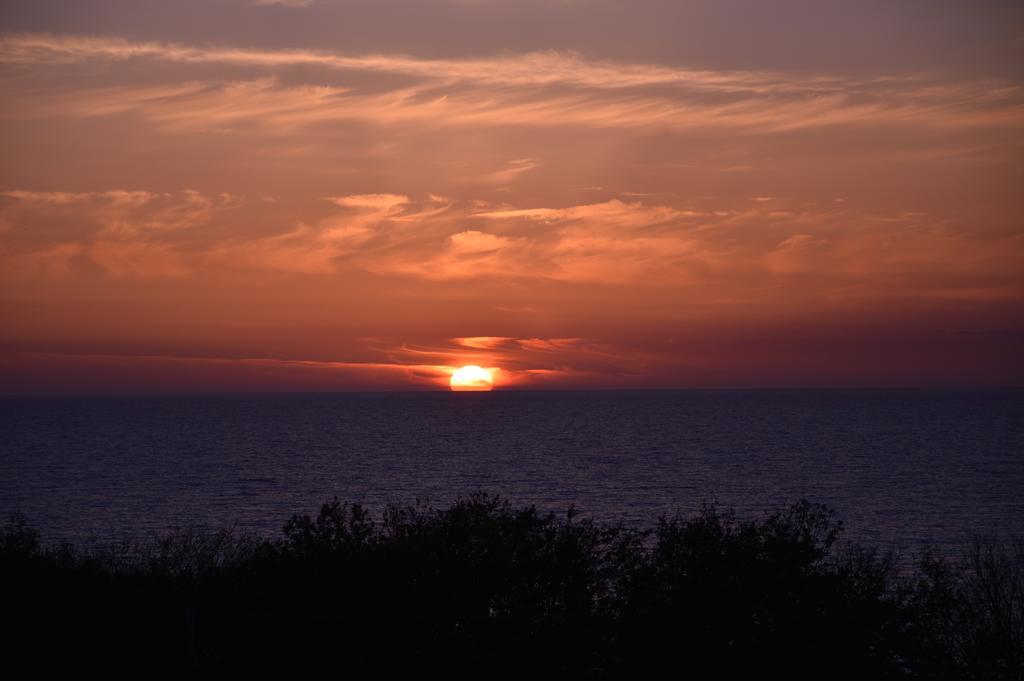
[2,389,1022,560]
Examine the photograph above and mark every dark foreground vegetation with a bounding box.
[3,495,1022,678]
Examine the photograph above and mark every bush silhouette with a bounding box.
[2,495,1020,677]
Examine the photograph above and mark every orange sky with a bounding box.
[1,1,1022,392]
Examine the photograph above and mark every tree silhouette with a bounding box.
[2,496,1020,677]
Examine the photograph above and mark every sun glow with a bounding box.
[450,365,494,391]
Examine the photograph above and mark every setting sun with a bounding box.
[450,365,494,392]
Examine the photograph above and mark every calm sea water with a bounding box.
[1,390,1022,557]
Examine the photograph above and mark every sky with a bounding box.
[0,0,1022,393]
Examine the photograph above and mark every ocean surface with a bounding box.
[2,389,1022,558]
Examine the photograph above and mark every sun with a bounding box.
[450,365,494,392]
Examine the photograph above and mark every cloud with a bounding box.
[2,34,1021,136]
[377,229,520,280]
[28,76,1022,136]
[3,190,1021,308]
[484,158,542,184]
[0,350,455,393]
[0,33,865,92]
[3,190,160,206]
[207,194,406,274]
[516,338,586,352]
[253,0,316,7]
[205,221,371,275]
[448,230,509,254]
[370,333,679,390]
[1,189,242,277]
[3,242,86,278]
[326,193,409,213]
[763,233,828,274]
[454,336,515,349]
[0,330,665,392]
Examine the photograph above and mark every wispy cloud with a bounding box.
[0,33,877,93]
[484,158,543,184]
[0,330,673,392]
[3,189,161,206]
[253,0,317,7]
[2,34,1021,136]
[15,75,1022,136]
[0,349,455,392]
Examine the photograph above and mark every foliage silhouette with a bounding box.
[2,495,1020,677]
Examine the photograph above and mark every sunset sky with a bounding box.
[1,0,1022,392]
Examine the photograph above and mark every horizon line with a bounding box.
[3,385,1022,399]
